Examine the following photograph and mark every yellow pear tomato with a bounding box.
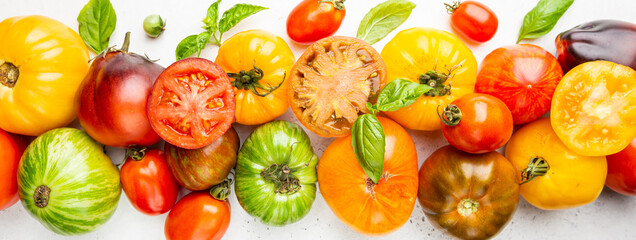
[505,118,607,210]
[380,27,477,131]
[0,16,89,136]
[215,30,295,125]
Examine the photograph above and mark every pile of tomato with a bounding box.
[1,0,636,239]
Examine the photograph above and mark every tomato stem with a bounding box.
[319,0,346,10]
[444,1,461,14]
[34,185,51,208]
[227,66,285,97]
[126,147,147,161]
[121,32,131,53]
[0,62,19,88]
[209,173,234,201]
[419,68,457,96]
[438,104,462,126]
[520,157,550,185]
[457,198,479,216]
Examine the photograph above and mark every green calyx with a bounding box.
[521,157,550,185]
[438,104,462,126]
[260,164,301,195]
[227,66,284,97]
[444,1,461,14]
[419,70,452,96]
[126,147,147,161]
[209,175,233,201]
[319,0,346,10]
[457,198,479,216]
[0,62,19,88]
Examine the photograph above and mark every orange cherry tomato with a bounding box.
[287,0,345,44]
[446,1,498,42]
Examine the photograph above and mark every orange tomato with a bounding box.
[318,117,418,235]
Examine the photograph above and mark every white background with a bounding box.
[1,0,635,239]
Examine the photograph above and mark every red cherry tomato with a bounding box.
[165,191,231,240]
[606,138,636,196]
[287,0,345,44]
[0,130,25,211]
[439,93,513,153]
[120,148,179,215]
[147,58,236,149]
[446,1,498,42]
[475,44,563,125]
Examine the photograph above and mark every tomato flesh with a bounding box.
[148,58,235,149]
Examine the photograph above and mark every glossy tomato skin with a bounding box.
[319,117,418,235]
[215,30,295,125]
[448,1,498,42]
[78,44,164,148]
[441,93,513,154]
[165,191,230,240]
[606,138,636,196]
[0,130,24,211]
[287,0,345,44]
[506,118,607,210]
[418,145,519,240]
[381,28,478,131]
[0,16,89,136]
[551,61,636,156]
[120,148,179,215]
[476,44,563,124]
[165,127,239,191]
[148,58,236,149]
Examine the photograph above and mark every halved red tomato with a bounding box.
[148,58,235,149]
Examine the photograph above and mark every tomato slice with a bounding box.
[289,36,387,137]
[148,58,235,149]
[551,61,636,156]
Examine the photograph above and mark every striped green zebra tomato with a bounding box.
[234,121,318,226]
[17,128,121,235]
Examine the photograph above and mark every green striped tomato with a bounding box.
[17,128,121,235]
[235,121,318,226]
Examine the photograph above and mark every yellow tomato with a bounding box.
[551,61,636,156]
[380,28,477,131]
[215,30,295,125]
[505,118,607,210]
[0,16,89,136]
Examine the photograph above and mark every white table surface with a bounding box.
[1,0,635,239]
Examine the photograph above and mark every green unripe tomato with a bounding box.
[143,14,165,38]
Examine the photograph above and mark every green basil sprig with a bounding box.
[357,0,416,45]
[517,0,574,43]
[77,0,117,53]
[352,79,432,183]
[175,0,267,60]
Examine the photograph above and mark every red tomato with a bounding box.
[606,138,636,196]
[165,191,230,240]
[439,93,513,153]
[148,58,236,149]
[476,44,563,125]
[0,130,24,211]
[287,0,345,44]
[446,1,498,42]
[120,148,179,215]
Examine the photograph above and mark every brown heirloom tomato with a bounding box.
[318,117,418,235]
[164,127,239,191]
[289,36,387,137]
[418,146,519,240]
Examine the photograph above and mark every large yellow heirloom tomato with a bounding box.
[0,16,89,136]
[380,28,477,131]
[505,118,607,210]
[215,29,295,125]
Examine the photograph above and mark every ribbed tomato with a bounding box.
[318,117,418,235]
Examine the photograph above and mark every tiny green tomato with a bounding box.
[143,14,166,38]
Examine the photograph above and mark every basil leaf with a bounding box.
[375,79,432,112]
[203,0,221,33]
[77,0,117,53]
[175,32,210,60]
[351,114,385,184]
[517,0,574,43]
[357,0,416,44]
[218,4,267,34]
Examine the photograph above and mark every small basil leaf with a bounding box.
[175,32,210,60]
[351,114,385,184]
[375,79,432,112]
[357,0,416,44]
[517,0,574,43]
[77,0,117,53]
[203,0,221,33]
[218,4,267,34]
